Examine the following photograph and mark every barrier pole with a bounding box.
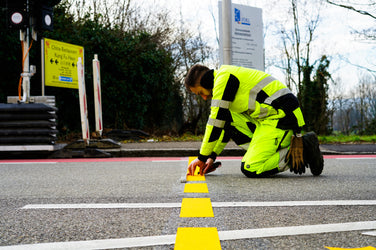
[92,54,103,137]
[77,57,90,144]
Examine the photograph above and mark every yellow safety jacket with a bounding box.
[210,112,254,160]
[198,65,305,162]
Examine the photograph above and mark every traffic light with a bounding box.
[6,0,29,29]
[4,0,61,31]
[34,4,54,31]
[31,0,61,31]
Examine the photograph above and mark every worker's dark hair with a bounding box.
[184,64,210,91]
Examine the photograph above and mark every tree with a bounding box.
[325,0,376,70]
[277,0,321,101]
[352,74,376,135]
[326,1,376,21]
[301,56,331,134]
[325,0,376,39]
[0,0,217,137]
[312,56,331,134]
[277,0,334,134]
[331,74,376,135]
[324,0,376,135]
[170,12,213,135]
[65,0,215,135]
[328,77,345,133]
[0,0,185,135]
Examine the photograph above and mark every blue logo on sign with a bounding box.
[59,76,73,82]
[234,8,250,26]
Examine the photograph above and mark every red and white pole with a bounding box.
[77,57,90,144]
[92,54,103,137]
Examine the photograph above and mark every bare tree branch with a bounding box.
[338,55,376,74]
[326,0,376,20]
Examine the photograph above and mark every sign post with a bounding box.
[92,54,103,137]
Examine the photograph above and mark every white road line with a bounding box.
[0,234,176,250]
[218,221,376,241]
[21,200,376,209]
[362,231,376,236]
[21,203,182,209]
[212,200,376,207]
[1,221,375,250]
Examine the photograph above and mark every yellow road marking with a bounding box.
[180,198,214,217]
[174,227,221,250]
[186,175,206,181]
[184,183,209,193]
[175,157,219,248]
[188,156,196,165]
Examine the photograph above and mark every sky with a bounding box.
[148,0,376,95]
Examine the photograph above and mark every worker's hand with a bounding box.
[286,134,306,174]
[202,159,222,175]
[187,158,206,176]
[205,158,214,170]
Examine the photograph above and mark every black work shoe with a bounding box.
[303,132,324,176]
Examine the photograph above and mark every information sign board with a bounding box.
[219,2,264,70]
[43,38,84,89]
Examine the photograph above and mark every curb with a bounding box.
[104,148,245,158]
[1,143,375,159]
[103,147,376,158]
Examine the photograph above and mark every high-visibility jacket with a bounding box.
[210,112,254,160]
[198,65,305,162]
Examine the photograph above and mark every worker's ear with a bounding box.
[200,69,214,89]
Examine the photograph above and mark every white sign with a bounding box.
[219,2,264,71]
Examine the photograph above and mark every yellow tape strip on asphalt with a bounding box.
[175,157,221,249]
[184,183,209,193]
[186,175,206,181]
[180,198,214,217]
[174,227,221,250]
[188,156,196,165]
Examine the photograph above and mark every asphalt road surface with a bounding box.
[0,155,375,249]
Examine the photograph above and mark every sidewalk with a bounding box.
[105,141,376,157]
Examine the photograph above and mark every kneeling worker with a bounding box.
[185,64,324,177]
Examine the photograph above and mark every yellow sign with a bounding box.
[43,38,84,89]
